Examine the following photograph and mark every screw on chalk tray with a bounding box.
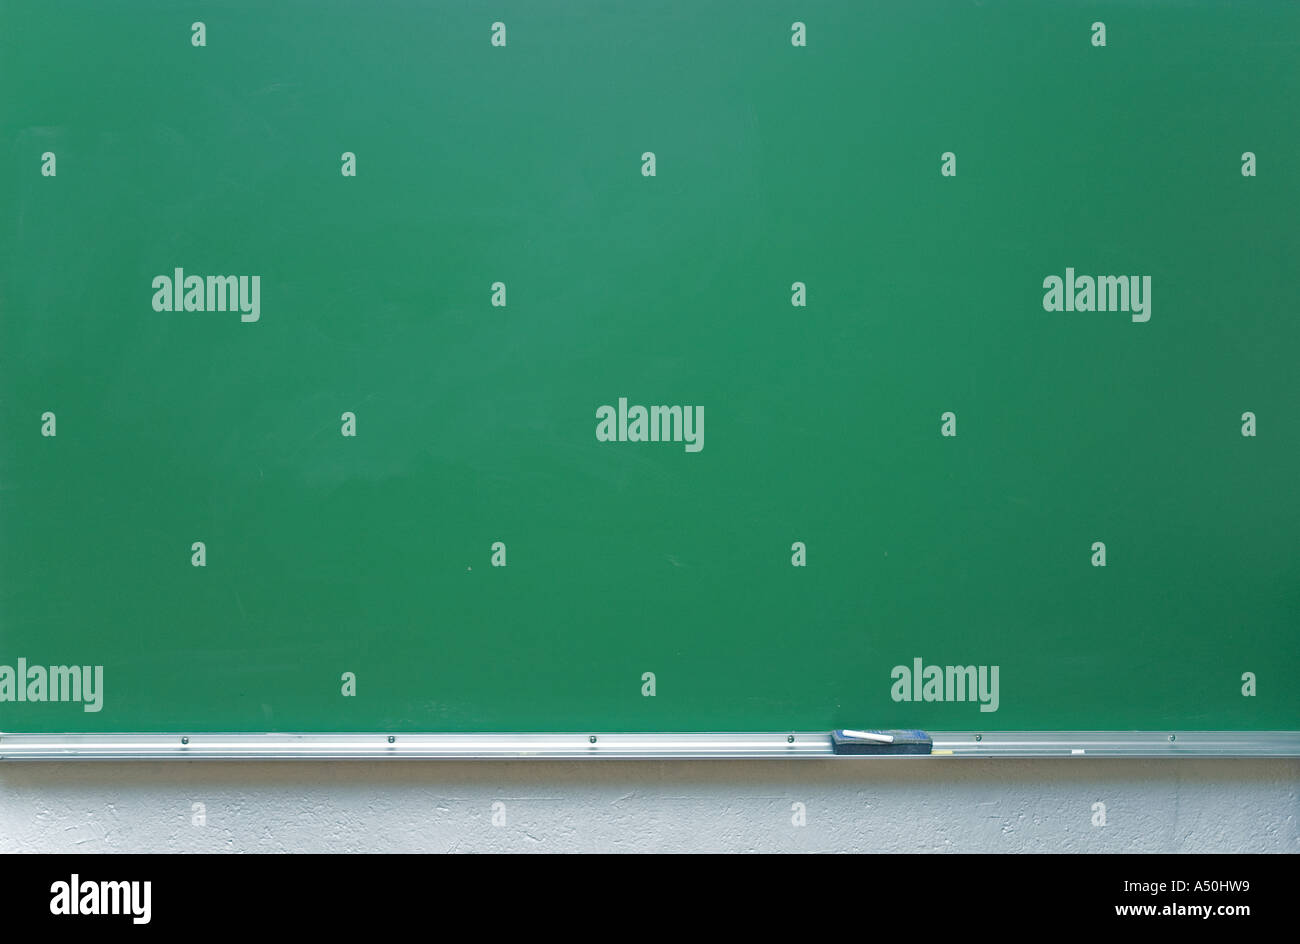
[589,736,598,744]
[975,734,982,742]
[787,735,795,743]
[1169,734,1176,742]
[388,736,395,744]
[181,737,189,745]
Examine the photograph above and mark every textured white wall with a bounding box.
[2,759,1296,853]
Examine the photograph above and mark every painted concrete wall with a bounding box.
[2,758,1296,853]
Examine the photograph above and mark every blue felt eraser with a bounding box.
[831,729,933,755]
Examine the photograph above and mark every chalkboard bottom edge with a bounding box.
[1,731,1297,760]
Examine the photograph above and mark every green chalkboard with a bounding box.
[2,1,1297,740]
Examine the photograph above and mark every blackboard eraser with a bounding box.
[832,729,933,755]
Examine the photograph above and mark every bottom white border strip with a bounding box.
[0,731,1297,759]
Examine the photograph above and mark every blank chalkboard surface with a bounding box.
[2,1,1297,750]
